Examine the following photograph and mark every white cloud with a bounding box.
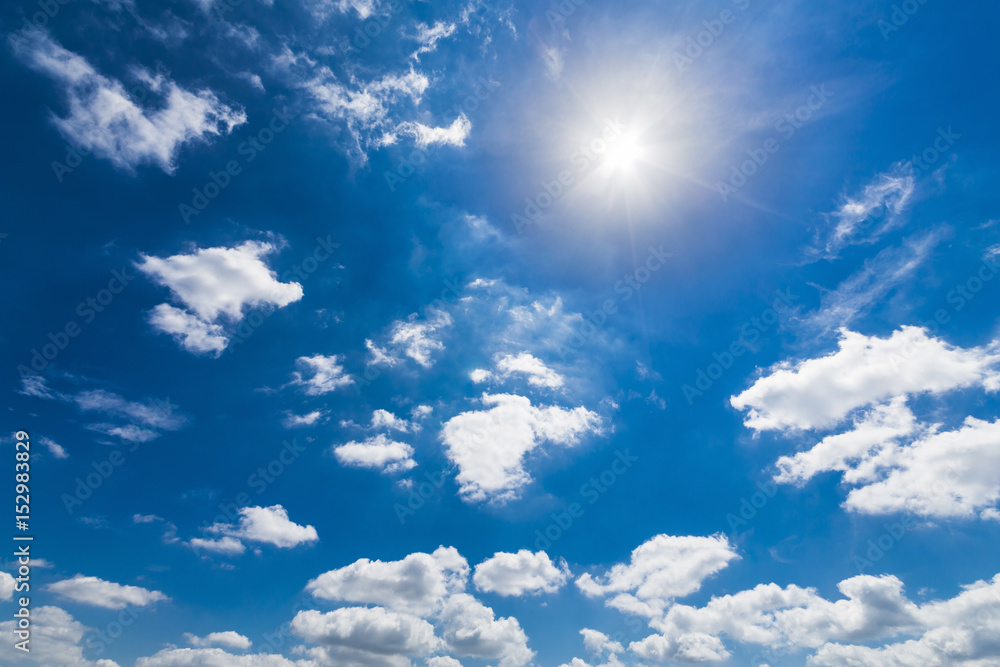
[290,355,354,395]
[823,163,916,256]
[188,536,247,556]
[399,114,472,148]
[412,21,457,59]
[309,0,377,20]
[185,632,252,650]
[133,513,163,523]
[842,415,1000,520]
[0,572,15,601]
[801,229,944,334]
[137,648,299,667]
[283,410,329,428]
[440,594,534,667]
[11,30,244,173]
[333,434,416,475]
[371,409,413,432]
[731,327,1000,432]
[576,534,738,617]
[306,547,469,616]
[291,607,441,659]
[473,550,570,596]
[139,241,303,356]
[386,310,453,368]
[496,353,565,388]
[40,435,69,458]
[441,393,602,503]
[773,397,918,487]
[208,505,318,548]
[148,304,229,355]
[426,658,463,667]
[47,575,168,609]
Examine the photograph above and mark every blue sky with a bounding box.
[2,0,1000,665]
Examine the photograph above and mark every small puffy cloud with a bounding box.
[11,30,244,173]
[399,114,472,148]
[731,327,1000,432]
[187,536,247,556]
[441,393,602,503]
[496,353,564,388]
[289,355,353,395]
[139,241,303,357]
[184,631,252,650]
[385,310,453,368]
[306,547,469,616]
[576,534,738,617]
[133,513,163,524]
[426,658,463,667]
[370,409,413,432]
[473,550,570,596]
[440,594,534,667]
[283,410,329,428]
[39,436,69,458]
[333,434,416,475]
[208,505,318,549]
[47,575,168,610]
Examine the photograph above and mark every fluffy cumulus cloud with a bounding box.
[11,30,244,173]
[207,505,318,549]
[472,353,565,389]
[439,594,534,667]
[46,575,168,609]
[386,310,454,368]
[441,393,602,503]
[184,631,252,650]
[734,328,1000,520]
[731,327,1000,432]
[333,434,416,474]
[187,536,247,556]
[473,550,570,596]
[576,534,739,617]
[292,607,441,659]
[306,547,469,616]
[289,354,354,394]
[139,240,304,356]
[620,571,1000,666]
